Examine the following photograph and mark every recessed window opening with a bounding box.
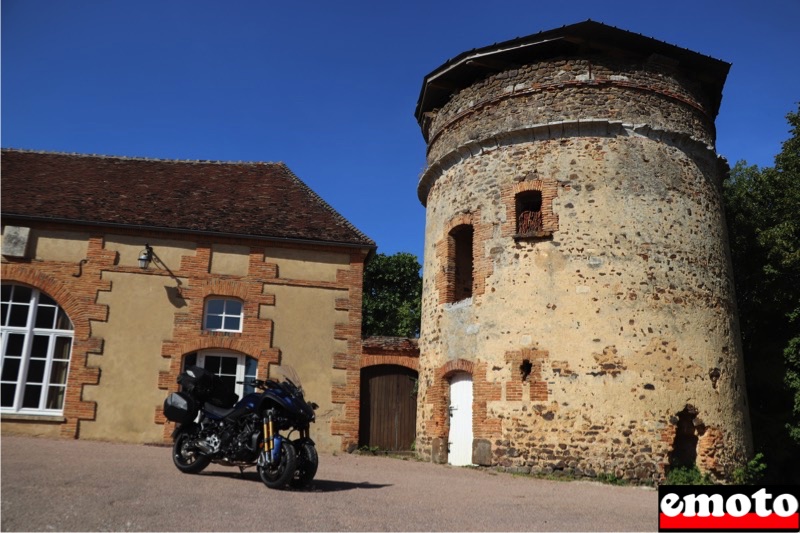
[516,190,543,236]
[669,406,700,469]
[450,225,474,302]
[520,359,533,381]
[1,283,74,414]
[203,298,243,332]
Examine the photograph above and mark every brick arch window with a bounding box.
[203,298,243,333]
[183,350,257,400]
[506,178,558,240]
[1,283,74,414]
[449,224,474,303]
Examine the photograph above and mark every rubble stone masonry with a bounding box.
[415,39,752,483]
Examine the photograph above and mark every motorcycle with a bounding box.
[163,364,319,489]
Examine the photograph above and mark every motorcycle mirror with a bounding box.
[310,402,319,410]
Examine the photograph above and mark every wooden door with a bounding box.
[359,365,418,451]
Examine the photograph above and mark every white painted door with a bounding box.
[448,373,473,466]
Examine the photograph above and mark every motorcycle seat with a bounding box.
[204,402,235,419]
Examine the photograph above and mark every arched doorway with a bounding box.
[448,372,473,466]
[359,364,418,451]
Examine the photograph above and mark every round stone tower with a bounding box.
[413,21,751,483]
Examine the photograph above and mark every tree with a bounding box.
[362,252,422,338]
[723,103,800,482]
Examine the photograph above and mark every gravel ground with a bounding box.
[1,436,657,531]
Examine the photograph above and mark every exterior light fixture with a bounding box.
[138,244,154,269]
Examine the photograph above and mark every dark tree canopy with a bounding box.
[723,103,800,483]
[362,252,422,338]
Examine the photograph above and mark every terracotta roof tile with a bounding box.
[1,149,375,248]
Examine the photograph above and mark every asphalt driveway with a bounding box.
[1,436,657,531]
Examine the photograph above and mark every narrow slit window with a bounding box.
[450,225,474,302]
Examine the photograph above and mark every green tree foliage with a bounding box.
[723,104,800,482]
[362,252,422,338]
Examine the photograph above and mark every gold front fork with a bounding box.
[263,415,274,454]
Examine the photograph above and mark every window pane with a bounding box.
[1,383,16,407]
[25,359,46,383]
[245,357,258,378]
[1,303,8,326]
[8,304,29,327]
[53,337,71,360]
[39,294,56,306]
[219,375,236,394]
[184,353,197,368]
[206,300,224,314]
[11,286,31,303]
[223,316,240,331]
[35,306,56,329]
[1,284,12,302]
[205,315,223,330]
[224,300,242,315]
[49,361,69,385]
[220,357,237,375]
[55,309,73,331]
[204,356,221,374]
[46,386,65,410]
[22,384,42,408]
[31,335,50,358]
[5,334,25,356]
[2,357,21,381]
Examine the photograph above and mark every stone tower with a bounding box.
[413,21,751,483]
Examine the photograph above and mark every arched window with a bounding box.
[184,350,258,399]
[203,298,243,332]
[1,283,74,414]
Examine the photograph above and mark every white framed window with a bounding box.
[1,284,74,415]
[184,350,258,399]
[203,298,243,332]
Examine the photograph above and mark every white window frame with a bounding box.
[192,350,257,399]
[1,284,74,415]
[203,298,243,333]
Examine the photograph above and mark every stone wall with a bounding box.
[415,54,751,483]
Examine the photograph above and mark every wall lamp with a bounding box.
[138,244,154,269]
[137,243,184,299]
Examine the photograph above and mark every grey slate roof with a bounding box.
[1,149,375,249]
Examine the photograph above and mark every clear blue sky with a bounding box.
[3,0,798,261]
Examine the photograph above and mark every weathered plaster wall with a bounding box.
[416,55,751,483]
[2,226,367,452]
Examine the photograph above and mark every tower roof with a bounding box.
[415,20,730,126]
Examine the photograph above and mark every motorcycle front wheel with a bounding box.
[290,441,319,489]
[258,439,296,489]
[172,428,211,474]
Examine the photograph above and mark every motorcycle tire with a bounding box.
[172,429,211,474]
[290,441,318,489]
[258,439,296,489]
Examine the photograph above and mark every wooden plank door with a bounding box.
[359,365,418,451]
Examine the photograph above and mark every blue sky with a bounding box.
[3,0,798,261]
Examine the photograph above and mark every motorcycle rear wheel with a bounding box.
[258,440,296,489]
[172,429,211,474]
[290,441,318,489]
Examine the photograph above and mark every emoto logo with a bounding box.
[658,486,800,532]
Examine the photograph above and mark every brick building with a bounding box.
[0,149,375,453]
[413,21,752,482]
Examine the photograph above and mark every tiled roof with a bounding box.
[362,336,419,352]
[1,149,375,248]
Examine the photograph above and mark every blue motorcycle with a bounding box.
[164,364,318,489]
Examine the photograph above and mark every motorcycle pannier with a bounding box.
[163,391,198,424]
[178,365,214,397]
